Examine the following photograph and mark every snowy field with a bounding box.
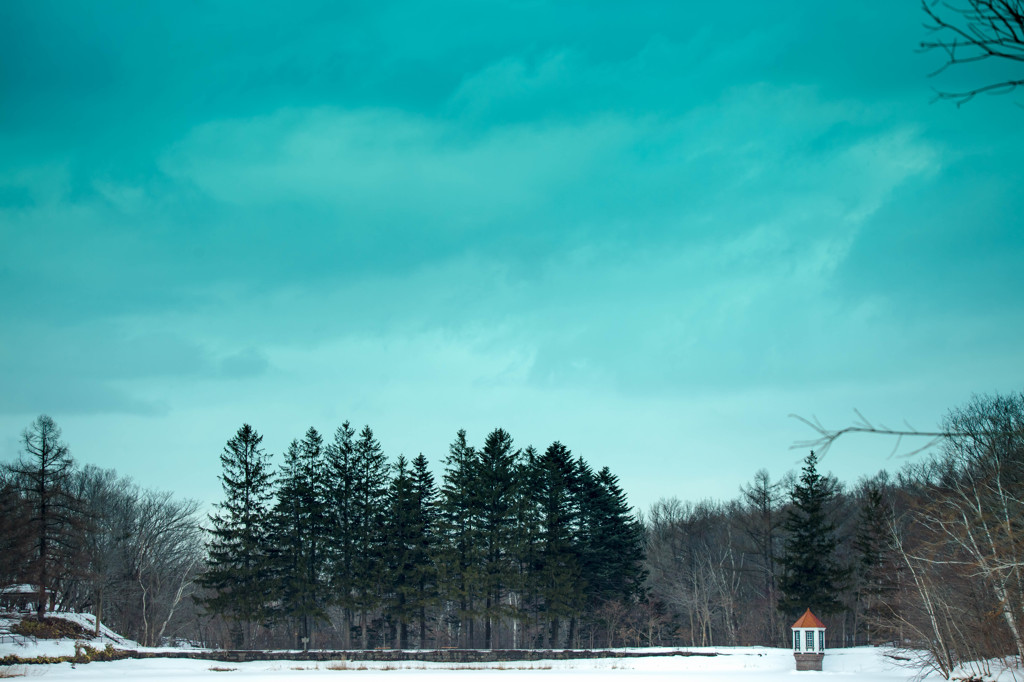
[0,646,981,681]
[2,618,1017,682]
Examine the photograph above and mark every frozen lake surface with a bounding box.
[1,646,964,681]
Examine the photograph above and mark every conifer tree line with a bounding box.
[4,389,1022,672]
[200,423,647,650]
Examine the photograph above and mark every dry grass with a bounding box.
[11,617,88,640]
[207,666,237,672]
[0,667,25,679]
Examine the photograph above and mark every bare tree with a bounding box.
[71,466,135,637]
[920,0,1024,104]
[645,498,745,647]
[735,470,786,645]
[922,394,1024,663]
[0,469,32,586]
[128,490,204,646]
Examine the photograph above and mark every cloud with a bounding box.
[0,319,271,416]
[219,348,270,379]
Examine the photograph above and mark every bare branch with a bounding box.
[920,0,1024,104]
[788,412,960,458]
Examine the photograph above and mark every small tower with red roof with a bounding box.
[791,608,826,671]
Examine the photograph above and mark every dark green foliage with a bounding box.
[533,442,583,646]
[270,428,332,648]
[2,414,645,650]
[436,429,480,647]
[385,454,438,648]
[508,445,544,643]
[852,480,900,643]
[199,424,275,647]
[585,466,646,605]
[474,428,521,649]
[777,451,847,617]
[408,453,439,647]
[325,421,357,647]
[350,425,390,648]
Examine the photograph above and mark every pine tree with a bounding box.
[474,428,521,649]
[199,424,275,648]
[409,453,439,647]
[852,480,899,643]
[325,422,357,648]
[588,466,647,646]
[533,441,583,647]
[350,425,389,648]
[583,466,646,611]
[437,429,480,647]
[385,455,436,649]
[510,445,544,646]
[778,451,847,618]
[270,428,331,648]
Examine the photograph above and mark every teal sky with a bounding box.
[2,1,1022,511]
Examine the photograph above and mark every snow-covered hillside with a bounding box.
[0,611,140,657]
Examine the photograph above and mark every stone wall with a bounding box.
[130,648,720,664]
[793,652,824,671]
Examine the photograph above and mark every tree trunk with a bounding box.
[94,588,103,637]
[341,609,352,649]
[484,595,492,649]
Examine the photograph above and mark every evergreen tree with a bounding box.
[510,445,544,646]
[778,451,847,617]
[533,441,583,647]
[584,466,646,609]
[385,455,435,649]
[350,425,389,648]
[474,428,521,649]
[852,480,900,643]
[325,421,357,648]
[199,424,275,648]
[409,453,439,647]
[270,428,331,648]
[437,429,480,647]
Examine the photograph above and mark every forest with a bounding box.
[1,391,1023,679]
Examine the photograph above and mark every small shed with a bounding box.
[791,608,826,671]
[0,584,51,613]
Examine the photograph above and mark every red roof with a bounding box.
[791,608,825,629]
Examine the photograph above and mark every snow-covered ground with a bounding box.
[0,645,975,681]
[0,611,139,656]
[1,616,1017,681]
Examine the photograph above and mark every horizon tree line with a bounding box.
[3,389,1022,679]
[200,422,647,650]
